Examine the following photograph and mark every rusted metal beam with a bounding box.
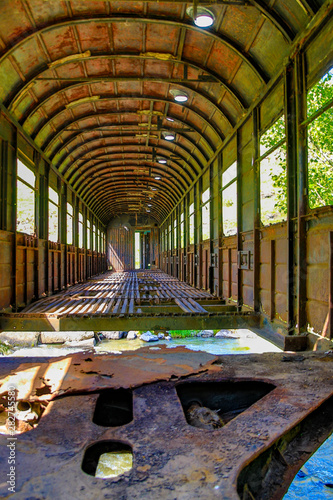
[253,107,260,313]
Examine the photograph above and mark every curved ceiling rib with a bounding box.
[12,55,247,118]
[71,162,190,193]
[247,1,295,41]
[68,151,196,185]
[0,0,317,225]
[53,131,212,180]
[82,175,183,205]
[31,89,229,149]
[0,17,270,91]
[88,184,175,221]
[45,99,224,161]
[59,141,204,182]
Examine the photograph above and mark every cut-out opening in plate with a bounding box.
[93,388,133,427]
[82,441,133,479]
[176,381,275,429]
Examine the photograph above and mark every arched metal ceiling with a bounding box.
[0,0,324,225]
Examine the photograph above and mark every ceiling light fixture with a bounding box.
[170,89,188,103]
[158,157,167,164]
[162,131,175,141]
[166,117,174,122]
[187,6,215,28]
[154,176,161,180]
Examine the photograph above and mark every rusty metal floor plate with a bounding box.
[0,349,332,499]
[0,271,259,332]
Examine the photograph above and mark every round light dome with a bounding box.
[158,158,167,164]
[163,132,175,141]
[166,117,174,122]
[175,94,187,103]
[154,176,161,180]
[187,6,215,28]
[194,13,214,27]
[169,89,188,103]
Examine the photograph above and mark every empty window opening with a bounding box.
[92,224,96,251]
[176,381,275,430]
[202,188,210,241]
[48,187,59,243]
[173,218,177,249]
[93,388,133,427]
[135,231,141,269]
[180,212,185,248]
[82,441,133,479]
[307,67,333,209]
[17,159,35,236]
[222,161,237,236]
[87,219,91,249]
[260,115,287,226]
[78,212,83,248]
[66,202,73,245]
[189,202,195,244]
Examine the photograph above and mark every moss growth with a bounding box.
[168,330,219,338]
[0,342,12,355]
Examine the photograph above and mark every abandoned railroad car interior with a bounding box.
[0,0,333,498]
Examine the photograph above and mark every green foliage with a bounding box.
[307,70,333,209]
[0,342,12,355]
[260,68,333,215]
[168,330,198,338]
[260,116,287,223]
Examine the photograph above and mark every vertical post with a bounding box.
[0,139,8,230]
[11,129,18,311]
[253,107,261,312]
[34,151,41,300]
[236,129,243,309]
[329,232,333,339]
[45,163,50,296]
[209,161,214,293]
[217,152,223,298]
[296,53,308,334]
[60,181,67,288]
[270,239,276,320]
[197,179,202,289]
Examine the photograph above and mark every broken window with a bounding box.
[260,115,287,226]
[202,187,210,241]
[17,159,35,235]
[307,68,333,209]
[222,161,237,236]
[48,186,59,242]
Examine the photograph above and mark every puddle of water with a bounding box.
[283,433,333,500]
[7,329,281,357]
